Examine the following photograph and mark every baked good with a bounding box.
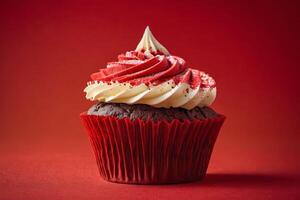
[80,26,225,184]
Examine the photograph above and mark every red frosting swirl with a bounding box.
[90,51,215,89]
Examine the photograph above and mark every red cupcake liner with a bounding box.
[80,113,225,184]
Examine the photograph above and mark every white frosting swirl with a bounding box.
[135,26,170,56]
[84,80,216,110]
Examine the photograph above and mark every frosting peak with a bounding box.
[135,26,170,56]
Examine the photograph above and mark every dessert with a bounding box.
[80,26,225,184]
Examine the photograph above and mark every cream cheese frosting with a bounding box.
[135,26,170,56]
[84,27,217,110]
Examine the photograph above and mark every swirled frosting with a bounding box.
[84,27,216,110]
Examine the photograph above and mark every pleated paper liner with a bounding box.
[80,112,225,184]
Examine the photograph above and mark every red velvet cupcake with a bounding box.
[80,27,225,184]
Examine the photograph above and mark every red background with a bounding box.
[1,0,300,199]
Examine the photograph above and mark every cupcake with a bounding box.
[80,26,225,184]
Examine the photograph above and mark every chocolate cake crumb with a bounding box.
[87,103,219,122]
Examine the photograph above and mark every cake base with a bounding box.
[87,102,218,122]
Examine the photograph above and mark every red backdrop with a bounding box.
[1,0,299,199]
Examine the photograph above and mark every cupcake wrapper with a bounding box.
[80,113,225,184]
